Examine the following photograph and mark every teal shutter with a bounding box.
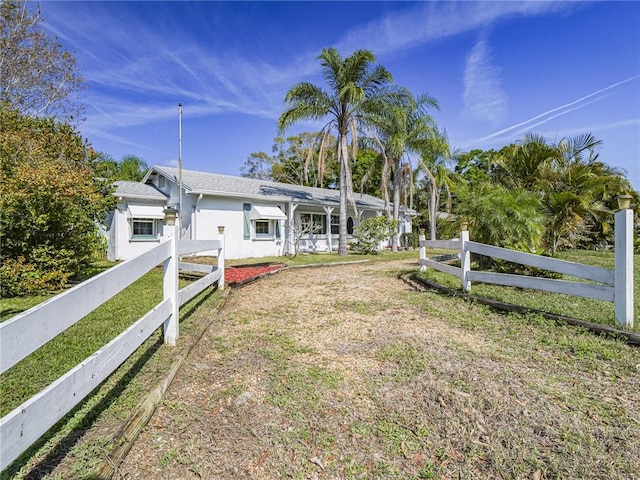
[275,220,281,239]
[243,203,251,239]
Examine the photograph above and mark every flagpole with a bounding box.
[178,103,183,238]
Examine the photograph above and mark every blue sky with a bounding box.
[41,1,640,189]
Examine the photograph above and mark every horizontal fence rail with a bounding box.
[466,271,614,302]
[466,241,614,285]
[178,239,222,256]
[420,257,462,277]
[0,241,171,375]
[421,239,460,250]
[0,299,172,468]
[418,207,634,330]
[178,268,222,306]
[0,224,225,471]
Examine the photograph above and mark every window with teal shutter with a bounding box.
[243,203,251,239]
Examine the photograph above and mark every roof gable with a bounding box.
[113,180,168,201]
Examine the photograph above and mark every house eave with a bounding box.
[114,192,168,201]
[188,189,383,211]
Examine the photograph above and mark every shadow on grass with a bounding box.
[2,287,216,480]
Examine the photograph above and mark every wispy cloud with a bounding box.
[472,75,640,144]
[462,33,507,126]
[335,1,573,58]
[539,118,640,138]
[41,1,577,147]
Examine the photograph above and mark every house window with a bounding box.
[255,220,270,236]
[331,215,339,235]
[132,219,156,239]
[300,213,326,234]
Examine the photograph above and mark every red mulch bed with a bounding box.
[225,264,284,285]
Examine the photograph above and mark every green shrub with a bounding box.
[0,255,71,297]
[350,216,400,255]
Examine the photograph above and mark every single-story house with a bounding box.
[104,165,416,261]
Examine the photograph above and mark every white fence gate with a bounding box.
[419,207,635,329]
[0,223,225,471]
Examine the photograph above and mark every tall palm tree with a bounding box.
[278,48,407,255]
[417,132,451,240]
[364,94,440,250]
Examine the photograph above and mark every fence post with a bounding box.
[218,226,225,290]
[163,208,180,346]
[460,227,471,292]
[419,228,426,272]
[614,201,634,329]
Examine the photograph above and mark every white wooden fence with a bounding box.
[419,207,635,329]
[0,223,225,471]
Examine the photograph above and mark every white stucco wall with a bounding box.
[105,188,409,261]
[195,197,286,259]
[106,201,166,261]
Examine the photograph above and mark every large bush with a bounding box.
[0,109,114,296]
[350,216,399,254]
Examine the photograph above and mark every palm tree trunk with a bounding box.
[392,161,402,251]
[338,134,349,255]
[423,168,437,240]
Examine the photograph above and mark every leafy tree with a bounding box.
[241,151,274,180]
[241,133,339,187]
[495,133,633,253]
[279,48,408,255]
[115,155,148,181]
[454,149,497,188]
[0,109,114,296]
[1,1,84,123]
[352,147,383,198]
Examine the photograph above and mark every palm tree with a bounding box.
[364,94,440,250]
[492,133,632,253]
[417,132,451,240]
[117,155,148,182]
[278,48,408,255]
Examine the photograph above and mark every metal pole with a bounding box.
[178,103,183,238]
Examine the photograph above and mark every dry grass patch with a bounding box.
[77,260,639,479]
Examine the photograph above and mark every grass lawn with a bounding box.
[225,248,419,267]
[418,249,640,331]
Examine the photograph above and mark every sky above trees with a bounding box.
[40,1,640,189]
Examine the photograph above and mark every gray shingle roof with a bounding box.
[113,180,168,200]
[148,165,392,211]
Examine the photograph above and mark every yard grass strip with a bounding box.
[417,250,639,332]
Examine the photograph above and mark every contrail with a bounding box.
[476,74,640,142]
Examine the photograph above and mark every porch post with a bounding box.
[163,207,180,346]
[287,202,298,255]
[614,200,634,329]
[324,206,334,252]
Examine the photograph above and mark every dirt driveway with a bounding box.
[117,259,640,479]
